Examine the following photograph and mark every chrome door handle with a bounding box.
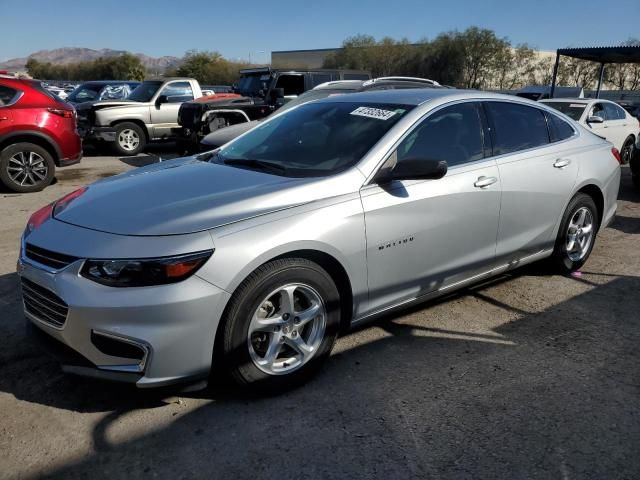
[474,176,498,188]
[553,158,571,169]
[0,117,8,121]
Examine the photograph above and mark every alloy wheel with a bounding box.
[566,207,594,262]
[7,151,48,187]
[621,141,633,165]
[118,128,140,152]
[247,283,326,375]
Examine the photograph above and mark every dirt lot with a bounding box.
[0,150,639,480]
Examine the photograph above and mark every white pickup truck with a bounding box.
[75,77,203,156]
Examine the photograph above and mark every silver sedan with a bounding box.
[18,90,621,392]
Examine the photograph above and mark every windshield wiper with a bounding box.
[224,158,287,175]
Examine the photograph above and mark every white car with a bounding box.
[542,98,639,164]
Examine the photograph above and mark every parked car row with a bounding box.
[18,89,622,392]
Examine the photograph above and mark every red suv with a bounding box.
[0,76,82,192]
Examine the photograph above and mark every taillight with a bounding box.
[611,147,622,164]
[47,107,74,119]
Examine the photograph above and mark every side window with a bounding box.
[275,75,305,96]
[485,102,549,155]
[160,82,194,102]
[546,113,576,142]
[0,85,19,106]
[591,103,606,120]
[396,102,484,168]
[311,73,332,87]
[603,102,625,120]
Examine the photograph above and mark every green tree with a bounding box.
[172,50,249,85]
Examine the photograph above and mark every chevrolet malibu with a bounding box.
[18,90,621,391]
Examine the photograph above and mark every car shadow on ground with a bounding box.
[2,266,639,479]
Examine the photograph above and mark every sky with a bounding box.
[1,0,639,62]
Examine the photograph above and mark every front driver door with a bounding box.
[361,101,501,315]
[150,81,194,139]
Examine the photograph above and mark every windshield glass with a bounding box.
[542,102,587,121]
[128,81,163,102]
[236,74,270,96]
[67,84,103,102]
[217,101,414,177]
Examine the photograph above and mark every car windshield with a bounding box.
[542,102,587,121]
[217,101,414,178]
[67,84,103,102]
[236,74,270,96]
[128,81,163,102]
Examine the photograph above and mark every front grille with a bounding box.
[21,278,69,328]
[25,243,79,270]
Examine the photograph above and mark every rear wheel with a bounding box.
[0,142,55,193]
[550,193,598,273]
[113,122,146,156]
[620,136,634,165]
[221,258,340,392]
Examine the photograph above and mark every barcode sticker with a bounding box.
[350,106,397,120]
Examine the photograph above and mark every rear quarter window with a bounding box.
[546,112,576,142]
[0,85,20,106]
[485,102,550,155]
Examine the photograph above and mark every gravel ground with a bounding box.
[0,149,638,480]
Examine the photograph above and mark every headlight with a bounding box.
[80,250,213,287]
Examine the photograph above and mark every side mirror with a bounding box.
[269,87,285,105]
[376,158,448,183]
[587,115,604,124]
[155,95,168,106]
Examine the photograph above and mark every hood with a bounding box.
[54,158,318,236]
[75,99,142,112]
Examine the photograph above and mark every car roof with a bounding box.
[315,88,525,106]
[541,98,626,108]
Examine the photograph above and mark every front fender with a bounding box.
[95,105,151,126]
[198,196,368,318]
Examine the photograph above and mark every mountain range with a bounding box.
[0,47,182,73]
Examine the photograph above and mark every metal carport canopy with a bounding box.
[550,45,640,98]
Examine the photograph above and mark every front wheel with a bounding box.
[221,258,341,392]
[113,122,146,156]
[550,193,598,273]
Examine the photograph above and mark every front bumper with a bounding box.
[17,241,230,388]
[80,126,117,143]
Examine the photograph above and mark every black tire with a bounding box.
[113,122,146,156]
[550,193,599,274]
[620,136,635,165]
[221,258,341,393]
[0,142,55,193]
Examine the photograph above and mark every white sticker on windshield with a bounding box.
[350,106,397,120]
[569,104,585,108]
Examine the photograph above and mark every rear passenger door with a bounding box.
[361,101,501,314]
[602,102,629,150]
[485,101,579,262]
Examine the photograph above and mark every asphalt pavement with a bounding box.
[0,149,638,480]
